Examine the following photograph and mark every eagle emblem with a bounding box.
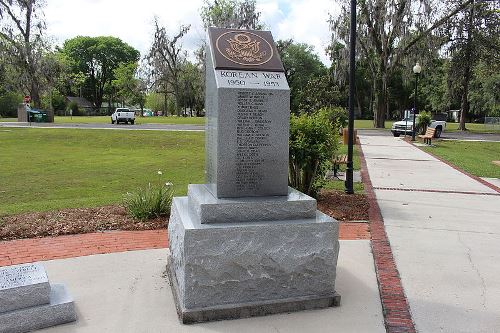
[225,33,267,63]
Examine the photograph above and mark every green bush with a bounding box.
[417,111,432,134]
[0,92,22,117]
[68,101,81,116]
[324,106,348,132]
[42,91,67,112]
[123,171,174,220]
[289,108,339,197]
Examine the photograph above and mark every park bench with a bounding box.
[418,127,436,145]
[332,154,348,178]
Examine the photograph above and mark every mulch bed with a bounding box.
[317,190,369,222]
[0,206,166,241]
[0,190,369,241]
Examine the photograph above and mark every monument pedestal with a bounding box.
[167,185,340,324]
[0,263,77,333]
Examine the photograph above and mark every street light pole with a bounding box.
[345,0,356,195]
[411,62,421,141]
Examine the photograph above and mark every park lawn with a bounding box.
[54,116,205,125]
[444,122,500,133]
[354,119,394,129]
[422,141,500,178]
[0,118,16,122]
[0,128,204,215]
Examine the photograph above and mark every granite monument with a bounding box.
[167,27,340,324]
[0,262,76,333]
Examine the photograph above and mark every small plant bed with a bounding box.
[317,190,369,222]
[0,205,166,241]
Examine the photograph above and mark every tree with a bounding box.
[276,41,327,113]
[0,0,48,107]
[112,62,150,113]
[148,20,190,116]
[61,36,140,110]
[329,0,474,128]
[468,61,500,118]
[178,61,205,116]
[444,0,499,129]
[200,0,263,29]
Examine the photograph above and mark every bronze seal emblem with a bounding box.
[216,31,274,66]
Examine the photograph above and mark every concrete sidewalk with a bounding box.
[360,135,500,333]
[37,241,384,333]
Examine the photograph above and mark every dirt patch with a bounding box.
[317,190,370,222]
[1,191,369,241]
[0,206,166,241]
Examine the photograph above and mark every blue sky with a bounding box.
[44,0,339,65]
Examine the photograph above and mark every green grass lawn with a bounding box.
[422,141,500,178]
[354,119,394,129]
[52,116,205,125]
[0,118,16,122]
[0,128,204,215]
[444,123,500,133]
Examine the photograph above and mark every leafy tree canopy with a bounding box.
[61,36,140,110]
[277,41,327,113]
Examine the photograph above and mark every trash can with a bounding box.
[342,128,357,145]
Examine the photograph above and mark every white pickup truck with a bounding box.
[111,108,135,124]
[391,114,446,138]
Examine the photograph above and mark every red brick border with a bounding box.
[359,143,416,333]
[339,222,370,240]
[0,230,168,267]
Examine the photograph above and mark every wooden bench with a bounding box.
[418,127,436,145]
[332,154,348,178]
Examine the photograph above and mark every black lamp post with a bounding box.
[411,62,421,141]
[345,0,356,194]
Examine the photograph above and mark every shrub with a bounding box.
[289,108,339,197]
[123,171,174,220]
[417,111,432,134]
[0,92,22,117]
[324,106,348,133]
[68,101,81,116]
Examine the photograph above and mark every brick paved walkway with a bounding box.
[0,230,168,267]
[0,222,369,267]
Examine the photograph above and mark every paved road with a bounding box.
[360,135,500,333]
[0,122,204,131]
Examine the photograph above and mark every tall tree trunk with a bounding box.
[30,76,41,108]
[373,77,387,128]
[459,1,475,131]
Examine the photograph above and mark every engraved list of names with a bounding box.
[235,90,272,192]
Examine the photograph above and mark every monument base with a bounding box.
[0,284,76,333]
[167,187,341,324]
[167,254,341,324]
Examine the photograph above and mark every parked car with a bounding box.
[391,113,446,138]
[111,108,135,124]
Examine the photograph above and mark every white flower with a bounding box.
[165,182,173,186]
[157,171,163,175]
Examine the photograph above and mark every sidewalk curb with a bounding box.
[358,143,417,333]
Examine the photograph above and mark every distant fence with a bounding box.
[485,117,500,130]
